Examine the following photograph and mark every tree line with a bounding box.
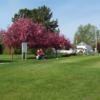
[74,24,100,53]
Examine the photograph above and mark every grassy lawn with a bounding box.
[0,55,100,100]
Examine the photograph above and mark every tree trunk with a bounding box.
[55,49,58,58]
[10,47,14,61]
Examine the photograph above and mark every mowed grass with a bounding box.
[0,55,100,100]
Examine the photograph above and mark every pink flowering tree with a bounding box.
[48,32,71,49]
[3,18,71,59]
[3,18,48,60]
[48,32,71,57]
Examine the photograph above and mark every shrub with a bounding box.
[0,44,3,54]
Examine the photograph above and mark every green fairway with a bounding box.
[0,55,100,100]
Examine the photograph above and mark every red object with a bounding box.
[36,50,40,55]
[36,49,44,56]
[39,49,44,55]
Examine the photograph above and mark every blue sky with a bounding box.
[0,0,100,42]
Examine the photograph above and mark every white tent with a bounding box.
[76,42,93,54]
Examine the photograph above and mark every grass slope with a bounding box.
[0,55,100,100]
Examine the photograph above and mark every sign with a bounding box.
[22,42,27,53]
[22,42,27,60]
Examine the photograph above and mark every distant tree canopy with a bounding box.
[12,5,59,32]
[74,24,100,47]
[0,30,4,44]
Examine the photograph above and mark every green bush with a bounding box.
[3,47,10,54]
[45,48,55,58]
[14,48,21,54]
[0,44,3,54]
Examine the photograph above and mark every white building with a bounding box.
[52,48,76,55]
[76,42,93,54]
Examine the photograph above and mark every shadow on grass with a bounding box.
[0,60,12,64]
[27,54,77,60]
[27,56,35,59]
